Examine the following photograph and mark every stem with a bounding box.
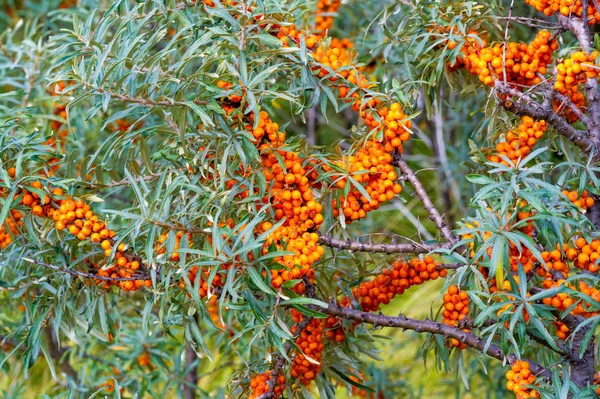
[393,154,458,244]
[317,301,552,380]
[318,233,448,254]
[494,82,595,153]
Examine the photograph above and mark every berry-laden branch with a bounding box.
[253,315,314,399]
[557,14,600,140]
[22,257,151,282]
[392,153,458,245]
[317,233,449,254]
[317,301,553,381]
[494,81,596,152]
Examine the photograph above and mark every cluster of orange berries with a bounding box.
[313,39,353,80]
[290,310,324,386]
[20,181,52,217]
[248,110,286,145]
[567,237,600,273]
[562,189,595,211]
[537,247,570,278]
[594,372,600,396]
[553,321,570,340]
[95,252,150,291]
[259,149,325,285]
[488,117,547,165]
[206,298,225,329]
[341,257,447,312]
[156,231,193,262]
[276,24,320,49]
[314,0,341,36]
[554,51,598,121]
[442,285,470,349]
[330,141,402,223]
[364,102,412,154]
[20,183,151,291]
[0,209,23,249]
[462,30,556,87]
[525,0,600,22]
[216,79,242,104]
[323,316,345,343]
[311,38,413,154]
[505,361,540,399]
[542,279,600,318]
[249,371,286,399]
[136,352,152,368]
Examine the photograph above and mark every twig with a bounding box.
[22,257,150,282]
[316,301,552,380]
[318,233,448,254]
[392,154,458,244]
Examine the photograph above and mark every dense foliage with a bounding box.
[3,0,600,398]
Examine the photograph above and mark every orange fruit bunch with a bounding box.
[505,361,540,399]
[94,252,150,291]
[0,209,23,249]
[442,285,470,349]
[313,38,354,80]
[330,140,402,224]
[488,116,547,165]
[562,189,595,211]
[462,30,556,87]
[314,0,341,37]
[536,247,570,278]
[137,352,152,368]
[341,257,448,312]
[290,309,324,386]
[20,183,151,291]
[362,102,412,154]
[276,24,320,49]
[553,321,570,340]
[568,237,600,273]
[323,316,345,343]
[554,51,598,121]
[524,0,600,22]
[542,280,600,318]
[216,79,242,103]
[249,371,285,398]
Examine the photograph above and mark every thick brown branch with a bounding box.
[318,233,448,254]
[319,302,552,380]
[494,82,595,152]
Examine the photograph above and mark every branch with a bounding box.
[392,154,458,244]
[22,257,151,282]
[494,82,595,153]
[256,316,313,399]
[318,233,448,254]
[81,173,162,189]
[319,301,552,380]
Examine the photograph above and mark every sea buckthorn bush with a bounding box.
[3,0,600,398]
